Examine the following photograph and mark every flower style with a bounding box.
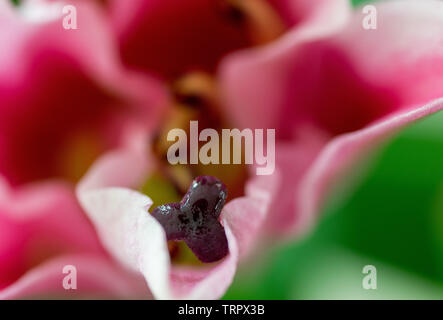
[76,133,277,299]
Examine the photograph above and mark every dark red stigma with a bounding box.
[151,176,229,263]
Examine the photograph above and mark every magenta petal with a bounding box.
[0,1,167,186]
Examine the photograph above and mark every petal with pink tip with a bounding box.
[299,98,443,234]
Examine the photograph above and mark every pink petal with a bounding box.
[77,142,276,299]
[0,254,148,299]
[110,0,252,77]
[223,172,279,256]
[267,0,349,26]
[298,98,443,234]
[0,176,149,299]
[0,0,167,186]
[219,0,351,131]
[332,0,443,107]
[260,129,328,235]
[0,176,105,290]
[219,0,443,236]
[221,0,443,135]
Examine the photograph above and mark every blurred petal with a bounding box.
[0,254,148,299]
[0,175,148,298]
[299,97,443,234]
[219,0,443,236]
[109,0,303,78]
[262,129,328,234]
[267,0,349,27]
[224,171,279,255]
[332,0,443,107]
[0,0,167,186]
[219,0,351,131]
[0,177,104,289]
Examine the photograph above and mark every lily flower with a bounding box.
[73,0,352,299]
[5,0,443,300]
[77,0,443,300]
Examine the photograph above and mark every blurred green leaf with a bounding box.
[352,0,381,6]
